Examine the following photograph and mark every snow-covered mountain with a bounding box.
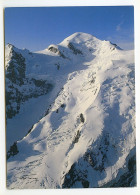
[5,32,136,188]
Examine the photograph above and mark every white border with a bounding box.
[0,0,140,195]
[0,0,136,7]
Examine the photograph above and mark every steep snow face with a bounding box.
[6,32,135,189]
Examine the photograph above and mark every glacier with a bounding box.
[5,32,136,188]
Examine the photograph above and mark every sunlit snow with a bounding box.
[6,32,135,188]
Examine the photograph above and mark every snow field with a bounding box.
[6,32,135,188]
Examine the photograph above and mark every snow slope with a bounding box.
[6,32,136,188]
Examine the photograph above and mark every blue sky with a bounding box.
[5,6,134,51]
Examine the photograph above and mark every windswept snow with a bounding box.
[6,32,135,188]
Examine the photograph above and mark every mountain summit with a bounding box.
[5,32,135,188]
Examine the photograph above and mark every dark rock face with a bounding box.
[110,155,136,187]
[6,48,26,86]
[5,83,22,119]
[68,42,83,55]
[110,42,123,50]
[7,142,19,160]
[48,45,66,58]
[5,78,53,119]
[62,163,89,188]
[63,154,136,188]
[80,113,85,123]
[48,46,58,53]
[5,49,53,119]
[62,134,136,188]
[72,130,81,144]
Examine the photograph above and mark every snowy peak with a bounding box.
[38,32,121,57]
[59,32,121,50]
[5,43,15,50]
[58,32,122,59]
[59,32,102,55]
[5,43,16,66]
[5,43,33,60]
[60,32,100,45]
[5,43,21,57]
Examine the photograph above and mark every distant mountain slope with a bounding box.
[6,32,136,189]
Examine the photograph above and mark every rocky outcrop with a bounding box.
[68,42,83,55]
[48,45,66,58]
[6,46,26,86]
[5,47,53,119]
